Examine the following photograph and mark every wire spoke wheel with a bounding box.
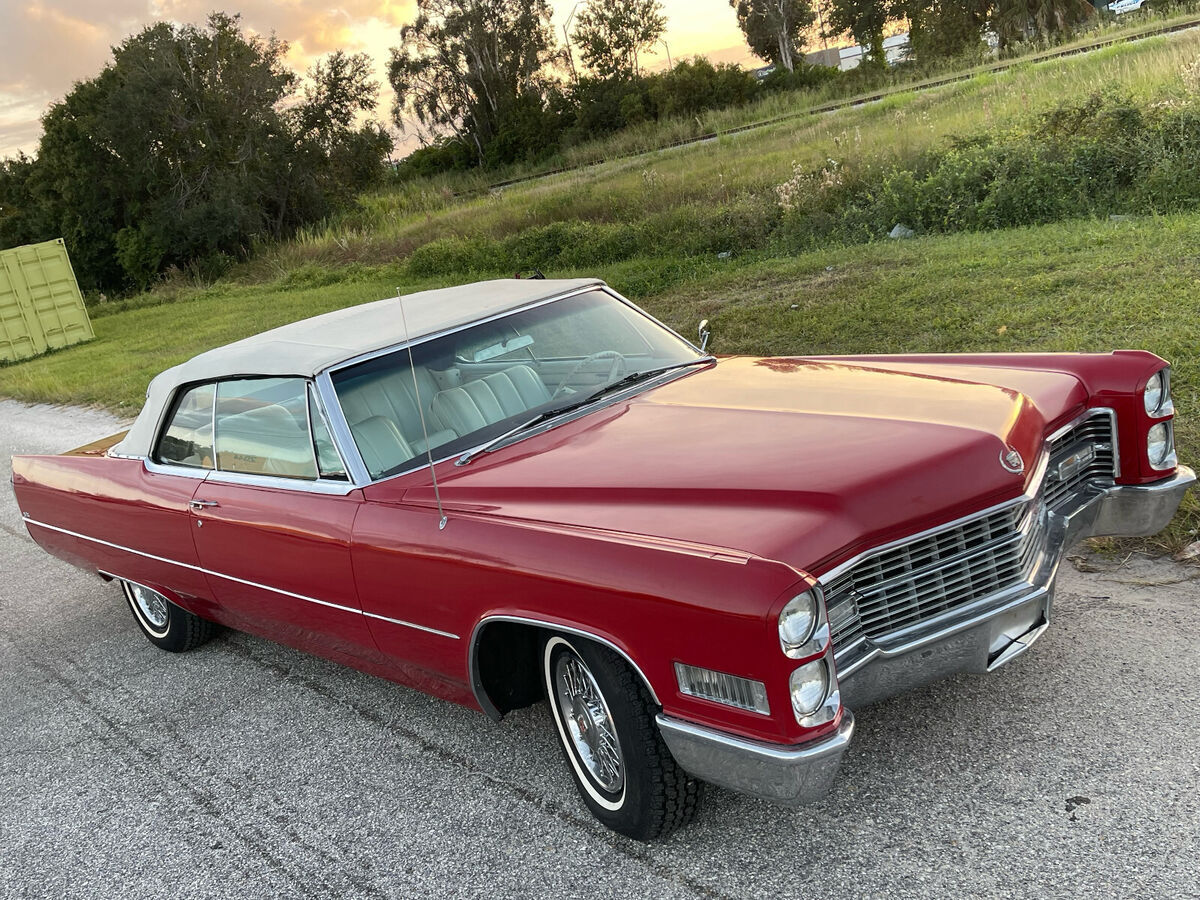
[553,652,625,794]
[124,580,171,637]
[120,579,217,652]
[543,634,704,840]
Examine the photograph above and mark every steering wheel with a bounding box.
[552,350,628,399]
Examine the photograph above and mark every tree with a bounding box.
[904,0,989,59]
[388,0,562,165]
[826,0,893,68]
[571,0,667,79]
[990,0,1094,49]
[0,153,50,257]
[18,13,389,291]
[730,0,817,73]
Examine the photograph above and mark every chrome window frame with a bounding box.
[140,285,702,493]
[320,284,706,489]
[145,375,362,496]
[307,381,350,481]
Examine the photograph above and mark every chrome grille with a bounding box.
[825,410,1117,661]
[826,499,1048,651]
[1044,411,1116,512]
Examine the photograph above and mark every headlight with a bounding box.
[789,658,830,720]
[1148,422,1176,469]
[779,592,816,647]
[779,589,829,658]
[1143,369,1173,417]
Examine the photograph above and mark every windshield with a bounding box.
[330,289,701,479]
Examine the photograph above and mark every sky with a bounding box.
[0,1,758,160]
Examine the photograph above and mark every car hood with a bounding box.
[401,357,1086,574]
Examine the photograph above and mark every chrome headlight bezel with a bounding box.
[789,657,832,722]
[1144,369,1174,418]
[778,588,830,659]
[1148,421,1177,470]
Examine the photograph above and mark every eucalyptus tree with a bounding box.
[826,0,892,68]
[388,0,562,165]
[571,0,667,79]
[730,0,817,73]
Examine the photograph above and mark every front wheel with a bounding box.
[121,580,217,652]
[543,635,704,840]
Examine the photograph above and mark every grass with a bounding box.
[4,26,1200,549]
[375,6,1200,199]
[3,211,1199,547]
[248,26,1200,279]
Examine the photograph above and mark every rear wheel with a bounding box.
[543,635,703,840]
[121,580,216,652]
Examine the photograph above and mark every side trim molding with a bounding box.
[22,516,459,640]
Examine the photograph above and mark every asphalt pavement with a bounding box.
[2,398,1198,899]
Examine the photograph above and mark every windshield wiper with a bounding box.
[456,356,714,466]
[582,357,715,402]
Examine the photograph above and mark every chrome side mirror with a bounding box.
[698,319,711,353]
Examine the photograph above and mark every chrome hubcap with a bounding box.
[129,583,169,630]
[554,653,624,794]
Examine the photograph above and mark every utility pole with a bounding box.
[564,0,585,80]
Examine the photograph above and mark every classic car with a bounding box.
[11,277,1193,841]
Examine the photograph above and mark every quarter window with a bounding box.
[155,383,215,469]
[308,384,348,480]
[213,378,318,480]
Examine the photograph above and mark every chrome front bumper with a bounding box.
[655,467,1194,806]
[839,465,1195,708]
[657,711,855,806]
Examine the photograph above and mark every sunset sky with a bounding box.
[0,1,759,160]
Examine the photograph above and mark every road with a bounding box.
[2,398,1197,899]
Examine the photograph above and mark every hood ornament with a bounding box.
[1000,445,1025,474]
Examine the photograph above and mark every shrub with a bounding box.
[775,90,1200,245]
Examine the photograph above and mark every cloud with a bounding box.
[0,0,751,159]
[0,0,419,158]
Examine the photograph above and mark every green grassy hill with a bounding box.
[4,26,1200,546]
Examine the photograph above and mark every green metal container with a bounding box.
[0,238,94,363]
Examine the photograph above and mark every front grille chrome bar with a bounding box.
[823,408,1116,671]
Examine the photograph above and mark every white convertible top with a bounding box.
[115,277,604,458]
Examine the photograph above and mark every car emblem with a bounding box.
[1000,446,1025,474]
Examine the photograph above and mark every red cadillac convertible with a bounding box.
[12,278,1193,840]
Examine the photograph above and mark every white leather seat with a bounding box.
[339,366,445,448]
[350,415,415,477]
[215,404,317,478]
[431,365,551,436]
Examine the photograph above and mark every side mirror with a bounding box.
[698,319,711,353]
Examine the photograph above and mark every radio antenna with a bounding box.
[397,287,447,531]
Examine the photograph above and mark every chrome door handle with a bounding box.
[189,499,219,510]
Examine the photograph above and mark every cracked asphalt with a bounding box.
[2,398,1198,899]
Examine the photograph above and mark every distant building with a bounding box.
[764,33,913,75]
[834,33,910,70]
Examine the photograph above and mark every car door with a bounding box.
[186,377,377,659]
[135,381,227,605]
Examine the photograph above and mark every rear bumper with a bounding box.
[655,467,1193,805]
